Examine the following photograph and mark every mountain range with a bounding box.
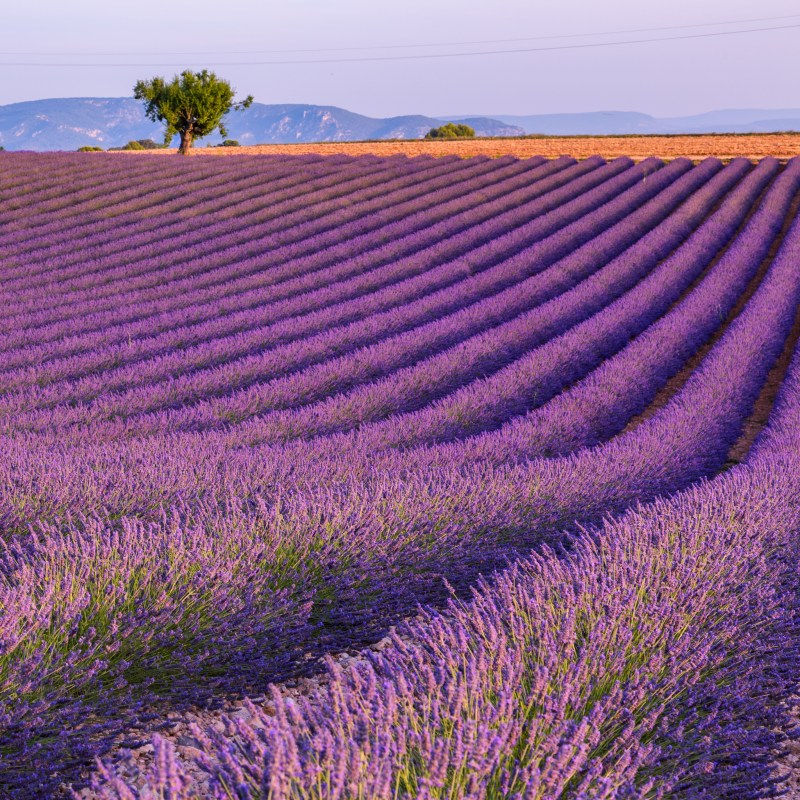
[0,98,523,151]
[487,109,800,136]
[1,99,799,151]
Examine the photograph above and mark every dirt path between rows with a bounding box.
[73,632,401,798]
[118,133,800,162]
[622,173,800,440]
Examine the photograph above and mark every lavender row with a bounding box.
[0,157,585,346]
[0,154,341,238]
[0,152,234,226]
[90,441,800,799]
[3,161,797,794]
[92,312,800,800]
[0,155,376,293]
[0,159,548,381]
[301,154,776,452]
[2,156,455,285]
[0,155,450,304]
[0,153,378,274]
[0,150,282,204]
[0,157,565,362]
[0,157,610,365]
[0,154,352,241]
[431,154,799,465]
[3,156,701,419]
[3,156,537,319]
[0,154,454,289]
[126,155,751,443]
[0,161,551,390]
[0,153,288,250]
[0,152,141,197]
[0,156,792,532]
[4,156,672,431]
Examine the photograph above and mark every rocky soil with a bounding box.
[73,633,396,798]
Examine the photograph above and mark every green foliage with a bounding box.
[133,138,166,149]
[107,139,166,152]
[219,139,240,147]
[77,146,104,152]
[133,69,253,154]
[425,123,476,140]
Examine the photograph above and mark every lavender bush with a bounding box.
[0,152,798,798]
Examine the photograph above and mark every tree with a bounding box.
[134,70,253,155]
[425,123,476,140]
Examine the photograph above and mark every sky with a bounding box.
[2,0,799,118]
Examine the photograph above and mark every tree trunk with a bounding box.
[178,129,193,155]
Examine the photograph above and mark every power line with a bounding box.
[1,21,798,67]
[2,12,800,57]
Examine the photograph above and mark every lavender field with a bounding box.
[2,150,800,799]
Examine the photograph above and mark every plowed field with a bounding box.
[125,132,800,161]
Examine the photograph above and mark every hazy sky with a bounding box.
[2,0,799,117]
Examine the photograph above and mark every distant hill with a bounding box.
[0,98,524,151]
[3,99,799,151]
[486,111,657,136]
[487,108,800,135]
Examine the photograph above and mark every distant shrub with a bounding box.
[77,146,103,152]
[0,146,5,151]
[219,139,240,147]
[134,139,166,149]
[425,123,476,140]
[106,139,165,151]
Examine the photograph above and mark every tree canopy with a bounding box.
[425,123,476,140]
[133,70,253,154]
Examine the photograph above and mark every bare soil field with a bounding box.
[130,133,800,161]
